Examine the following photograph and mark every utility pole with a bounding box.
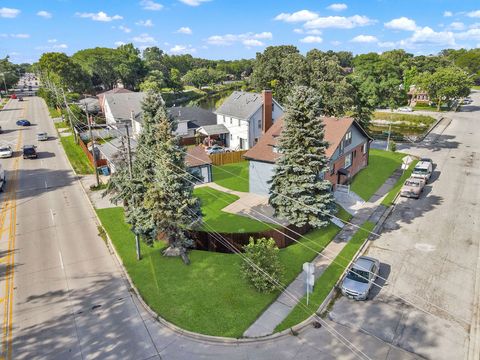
[124,120,140,260]
[385,122,392,151]
[87,106,100,186]
[62,89,77,143]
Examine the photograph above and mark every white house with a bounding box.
[103,92,146,129]
[214,90,283,150]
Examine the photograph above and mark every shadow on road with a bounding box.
[369,263,391,300]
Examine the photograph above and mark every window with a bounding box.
[272,103,275,112]
[222,115,225,123]
[362,142,367,154]
[230,134,233,140]
[238,119,241,126]
[345,153,353,168]
[353,150,356,158]
[345,131,352,146]
[258,119,262,129]
[329,162,335,175]
[339,140,344,154]
[230,117,232,125]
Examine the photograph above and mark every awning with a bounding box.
[338,168,349,176]
[197,124,229,136]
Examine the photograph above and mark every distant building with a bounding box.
[408,85,430,106]
[215,90,283,150]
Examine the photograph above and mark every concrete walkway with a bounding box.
[79,174,117,209]
[243,167,405,338]
[334,189,365,215]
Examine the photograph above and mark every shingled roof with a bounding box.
[104,92,146,122]
[243,116,369,163]
[215,91,264,119]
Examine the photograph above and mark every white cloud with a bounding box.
[275,10,318,23]
[132,33,156,43]
[327,3,347,12]
[449,22,465,31]
[169,44,196,54]
[206,32,272,46]
[307,29,322,35]
[179,0,210,6]
[378,41,396,48]
[351,35,378,43]
[48,39,57,43]
[467,10,480,18]
[331,40,341,46]
[0,8,20,18]
[293,28,304,34]
[243,39,264,47]
[76,11,123,22]
[53,44,68,49]
[176,26,192,34]
[401,26,456,47]
[305,15,375,29]
[11,33,30,38]
[455,28,480,41]
[119,25,132,33]
[384,17,417,31]
[115,41,126,46]
[37,10,52,19]
[136,19,154,27]
[300,36,323,43]
[443,11,453,17]
[140,0,163,10]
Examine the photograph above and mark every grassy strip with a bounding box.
[194,186,279,232]
[49,107,62,118]
[212,160,249,192]
[59,135,94,174]
[373,112,435,126]
[472,85,480,90]
[275,221,376,333]
[381,160,419,206]
[54,121,69,129]
[96,206,350,337]
[350,149,405,201]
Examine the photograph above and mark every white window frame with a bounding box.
[362,142,367,154]
[345,131,352,146]
[345,152,353,168]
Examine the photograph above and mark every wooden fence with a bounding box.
[209,150,248,166]
[188,223,310,253]
[78,139,108,168]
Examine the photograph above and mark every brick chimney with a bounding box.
[262,90,273,133]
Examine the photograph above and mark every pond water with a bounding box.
[369,124,430,142]
[188,89,235,111]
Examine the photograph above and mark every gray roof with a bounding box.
[197,124,229,136]
[97,137,137,163]
[77,97,100,113]
[168,106,216,129]
[105,92,146,122]
[215,91,264,119]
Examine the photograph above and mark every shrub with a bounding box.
[241,237,283,293]
[388,141,397,152]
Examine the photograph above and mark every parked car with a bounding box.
[16,119,31,126]
[341,256,380,301]
[400,177,426,198]
[22,145,37,159]
[411,160,433,182]
[0,145,13,158]
[420,158,433,165]
[37,132,48,141]
[18,97,24,102]
[397,106,413,112]
[10,94,16,100]
[205,145,225,155]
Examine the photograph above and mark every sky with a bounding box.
[1,0,480,64]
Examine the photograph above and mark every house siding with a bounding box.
[325,142,369,188]
[191,164,212,184]
[330,124,367,162]
[104,101,116,127]
[249,160,275,195]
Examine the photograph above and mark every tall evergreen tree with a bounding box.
[106,91,201,260]
[269,86,335,228]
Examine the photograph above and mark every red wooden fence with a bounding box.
[78,139,108,168]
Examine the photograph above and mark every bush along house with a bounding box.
[243,116,373,195]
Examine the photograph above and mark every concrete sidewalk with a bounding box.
[243,167,405,338]
[79,174,117,209]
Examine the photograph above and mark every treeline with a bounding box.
[34,44,254,94]
[0,57,32,92]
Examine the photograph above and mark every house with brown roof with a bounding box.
[243,116,373,195]
[185,145,213,183]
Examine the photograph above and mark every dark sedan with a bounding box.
[16,119,31,126]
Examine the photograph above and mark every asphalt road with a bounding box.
[1,92,476,360]
[329,90,480,360]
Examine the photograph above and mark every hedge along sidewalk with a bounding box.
[275,221,376,333]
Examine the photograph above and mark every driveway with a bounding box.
[328,90,480,360]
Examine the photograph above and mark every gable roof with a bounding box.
[215,91,264,119]
[168,106,216,129]
[104,92,146,122]
[243,116,372,163]
[185,146,212,167]
[97,88,133,98]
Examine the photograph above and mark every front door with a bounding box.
[239,138,245,150]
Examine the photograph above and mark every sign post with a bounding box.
[303,262,315,306]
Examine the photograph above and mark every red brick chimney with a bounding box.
[262,90,273,133]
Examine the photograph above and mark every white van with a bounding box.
[411,161,433,182]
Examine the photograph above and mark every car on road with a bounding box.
[37,132,48,141]
[411,160,433,182]
[341,256,380,300]
[0,146,13,158]
[22,145,37,159]
[205,145,225,155]
[18,97,24,102]
[400,177,426,198]
[16,119,31,126]
[397,106,413,112]
[10,94,16,100]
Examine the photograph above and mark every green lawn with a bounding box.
[350,149,405,201]
[54,121,69,129]
[275,221,376,332]
[413,103,449,112]
[194,186,278,232]
[96,207,351,337]
[372,112,436,126]
[212,161,249,192]
[381,160,419,206]
[472,85,480,90]
[59,135,94,174]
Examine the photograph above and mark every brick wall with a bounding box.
[324,141,369,187]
